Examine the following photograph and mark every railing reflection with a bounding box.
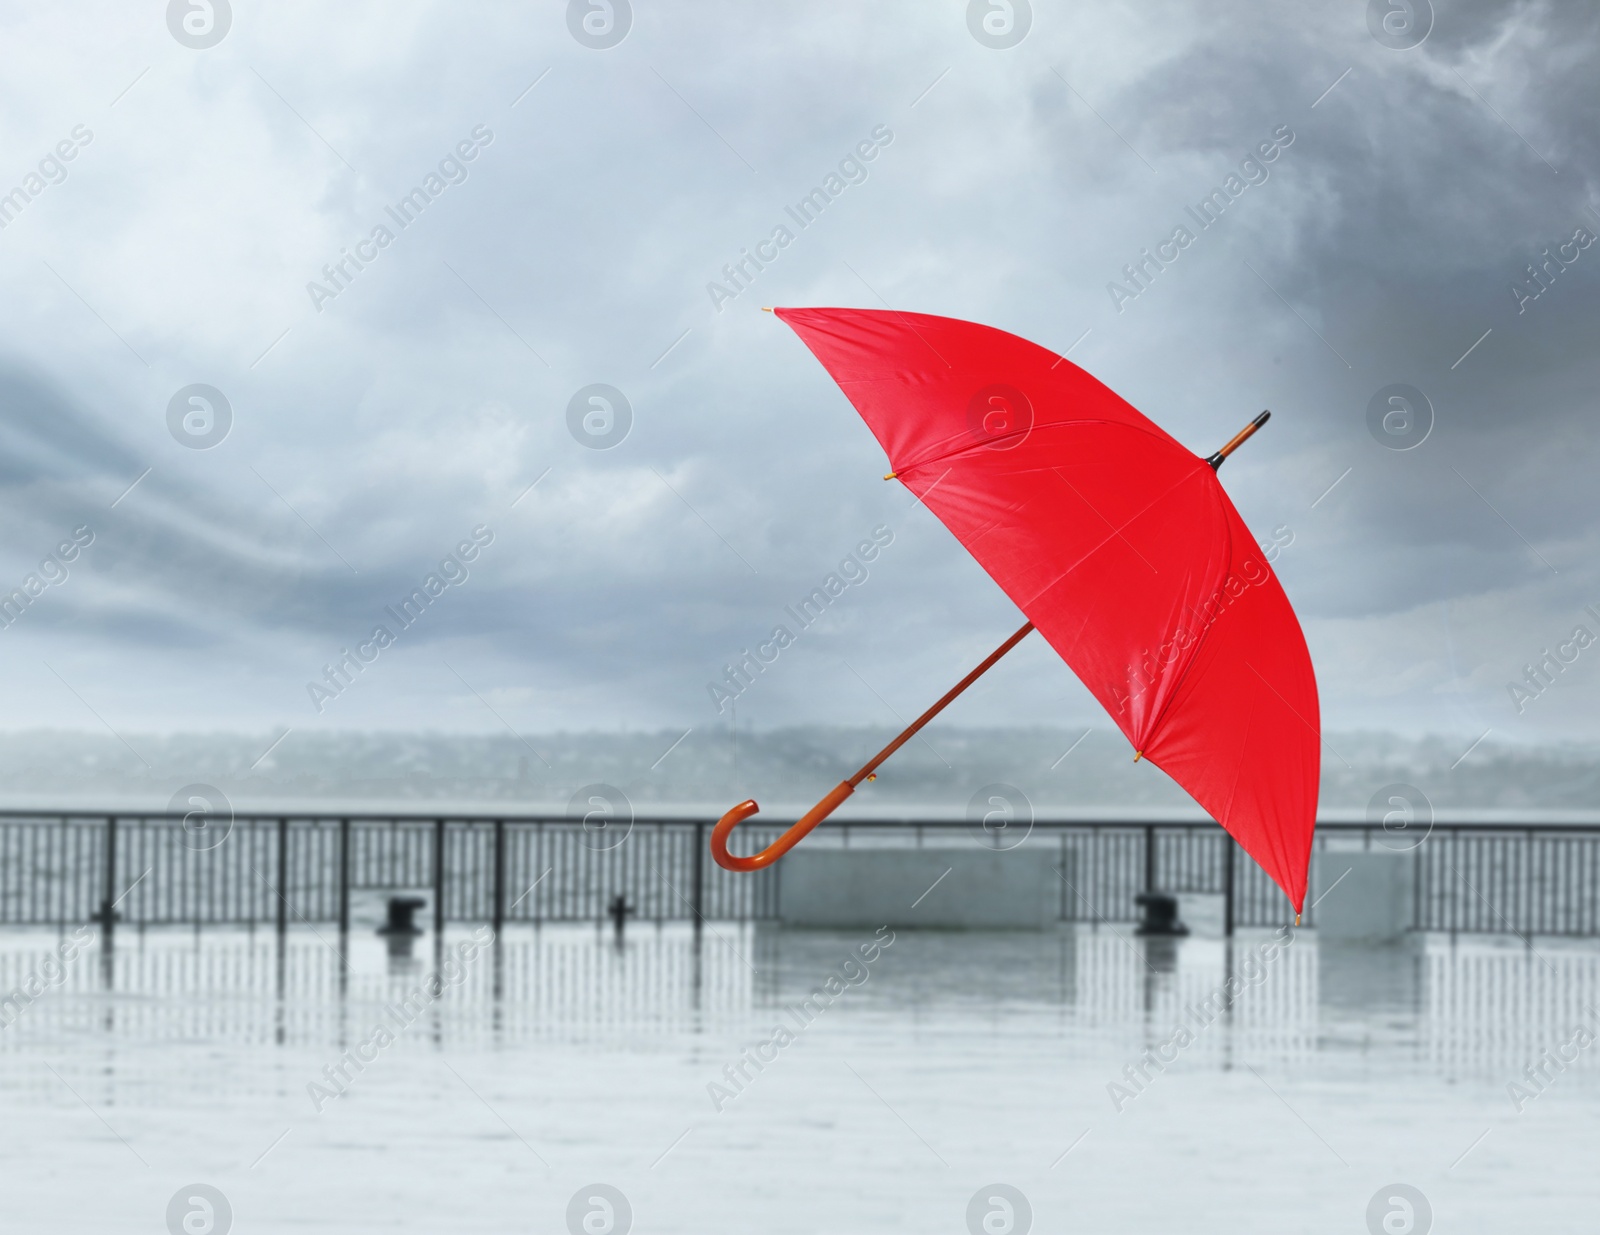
[0,926,1597,1084]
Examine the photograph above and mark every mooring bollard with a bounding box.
[1134,891,1189,937]
[378,895,427,957]
[607,894,633,940]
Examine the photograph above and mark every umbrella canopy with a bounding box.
[773,306,1320,913]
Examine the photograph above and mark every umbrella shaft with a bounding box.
[848,620,1036,788]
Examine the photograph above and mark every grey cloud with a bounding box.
[0,0,1592,744]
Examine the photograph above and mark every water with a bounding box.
[0,922,1596,1232]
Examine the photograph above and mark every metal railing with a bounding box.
[0,810,1595,937]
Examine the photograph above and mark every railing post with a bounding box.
[1222,835,1235,936]
[1413,836,1423,932]
[98,815,118,939]
[534,820,544,924]
[691,822,705,930]
[433,817,446,938]
[492,819,506,934]
[1143,824,1156,893]
[338,818,351,936]
[276,817,288,935]
[1059,831,1068,921]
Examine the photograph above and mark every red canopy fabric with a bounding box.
[775,306,1320,912]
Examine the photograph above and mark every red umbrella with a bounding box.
[710,307,1320,916]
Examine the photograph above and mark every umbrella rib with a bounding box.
[1025,468,1215,740]
[1218,695,1258,827]
[1137,480,1236,747]
[892,416,1185,484]
[963,497,1027,546]
[1220,689,1296,907]
[1240,660,1331,908]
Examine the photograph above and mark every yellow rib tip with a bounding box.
[761,306,773,312]
[884,472,897,481]
[1133,750,1143,762]
[1295,913,1302,927]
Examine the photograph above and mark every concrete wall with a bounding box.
[1313,849,1416,943]
[778,846,1064,929]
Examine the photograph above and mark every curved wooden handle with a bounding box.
[708,620,1038,874]
[709,781,855,872]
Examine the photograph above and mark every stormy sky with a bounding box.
[0,0,1596,751]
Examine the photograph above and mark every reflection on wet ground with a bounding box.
[1,923,1596,1231]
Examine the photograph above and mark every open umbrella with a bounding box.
[710,307,1320,917]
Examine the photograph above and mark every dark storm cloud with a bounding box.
[1018,1,1600,643]
[0,370,141,484]
[0,365,518,658]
